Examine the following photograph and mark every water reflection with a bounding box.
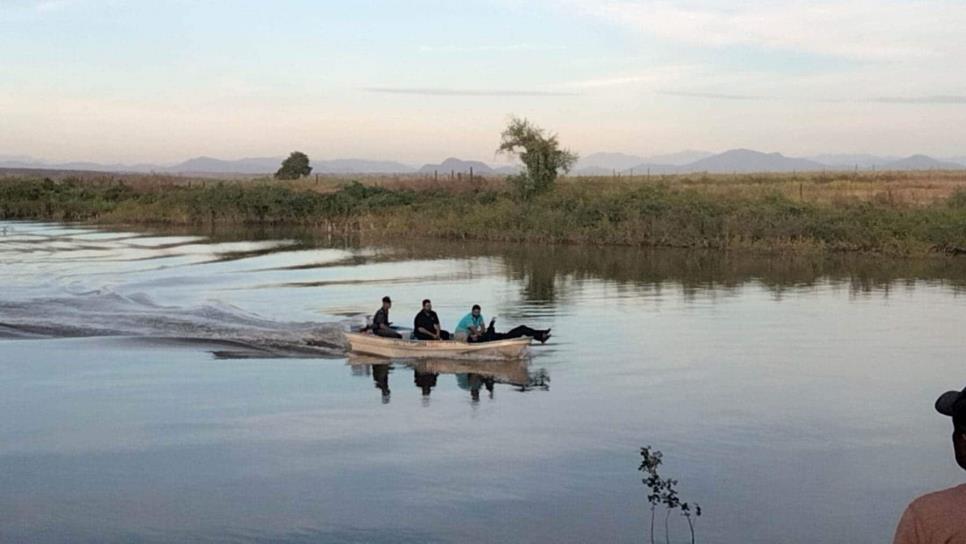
[347,356,550,405]
[121,223,966,302]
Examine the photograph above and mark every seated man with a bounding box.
[413,299,450,341]
[371,296,402,338]
[453,304,487,342]
[456,304,551,344]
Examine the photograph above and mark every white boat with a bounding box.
[344,332,530,359]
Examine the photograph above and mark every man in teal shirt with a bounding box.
[454,304,550,343]
[454,304,488,341]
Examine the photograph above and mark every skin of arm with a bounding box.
[469,317,484,338]
[417,326,438,339]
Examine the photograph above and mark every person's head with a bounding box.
[471,304,481,317]
[422,299,432,311]
[382,296,392,309]
[935,387,966,471]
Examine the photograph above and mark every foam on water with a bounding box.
[0,221,346,357]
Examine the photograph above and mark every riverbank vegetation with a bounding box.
[3,170,966,255]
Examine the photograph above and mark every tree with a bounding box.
[497,116,577,199]
[275,151,312,180]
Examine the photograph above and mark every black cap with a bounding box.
[936,387,966,428]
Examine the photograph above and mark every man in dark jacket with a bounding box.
[413,299,450,340]
[371,296,401,338]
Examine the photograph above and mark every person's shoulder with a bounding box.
[907,483,966,514]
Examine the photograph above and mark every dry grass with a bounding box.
[7,168,964,206]
[4,169,966,256]
[277,169,966,205]
[569,170,966,207]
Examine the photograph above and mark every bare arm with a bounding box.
[417,326,438,339]
[893,504,923,544]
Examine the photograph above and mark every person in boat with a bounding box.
[454,304,551,343]
[893,384,966,543]
[413,299,450,340]
[371,296,402,339]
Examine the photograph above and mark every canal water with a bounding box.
[2,220,965,543]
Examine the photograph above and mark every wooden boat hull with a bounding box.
[344,332,530,359]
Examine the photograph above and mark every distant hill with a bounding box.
[170,156,281,174]
[644,150,713,166]
[573,165,617,176]
[575,152,647,172]
[883,155,964,170]
[5,150,964,177]
[624,163,681,175]
[313,159,415,174]
[418,158,493,175]
[807,154,897,169]
[682,149,826,173]
[573,150,713,173]
[0,158,162,173]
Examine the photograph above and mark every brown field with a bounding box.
[5,167,964,206]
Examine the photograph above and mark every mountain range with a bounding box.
[2,150,964,176]
[570,149,966,175]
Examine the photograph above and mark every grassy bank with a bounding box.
[3,173,966,255]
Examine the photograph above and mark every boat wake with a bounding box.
[0,288,346,358]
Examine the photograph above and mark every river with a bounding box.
[2,220,965,543]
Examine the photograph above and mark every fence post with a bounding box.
[469,167,473,183]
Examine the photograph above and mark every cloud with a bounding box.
[872,95,966,105]
[567,74,668,89]
[364,87,578,97]
[417,43,565,53]
[564,65,700,89]
[658,90,762,101]
[559,0,966,61]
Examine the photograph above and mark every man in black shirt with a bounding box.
[413,299,450,340]
[371,296,402,338]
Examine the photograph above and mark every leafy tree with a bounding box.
[275,151,312,180]
[497,116,577,199]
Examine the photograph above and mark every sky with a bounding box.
[2,0,966,165]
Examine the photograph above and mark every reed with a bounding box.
[3,172,966,256]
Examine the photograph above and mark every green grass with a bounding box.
[3,175,966,255]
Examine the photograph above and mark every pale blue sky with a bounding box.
[2,0,965,163]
